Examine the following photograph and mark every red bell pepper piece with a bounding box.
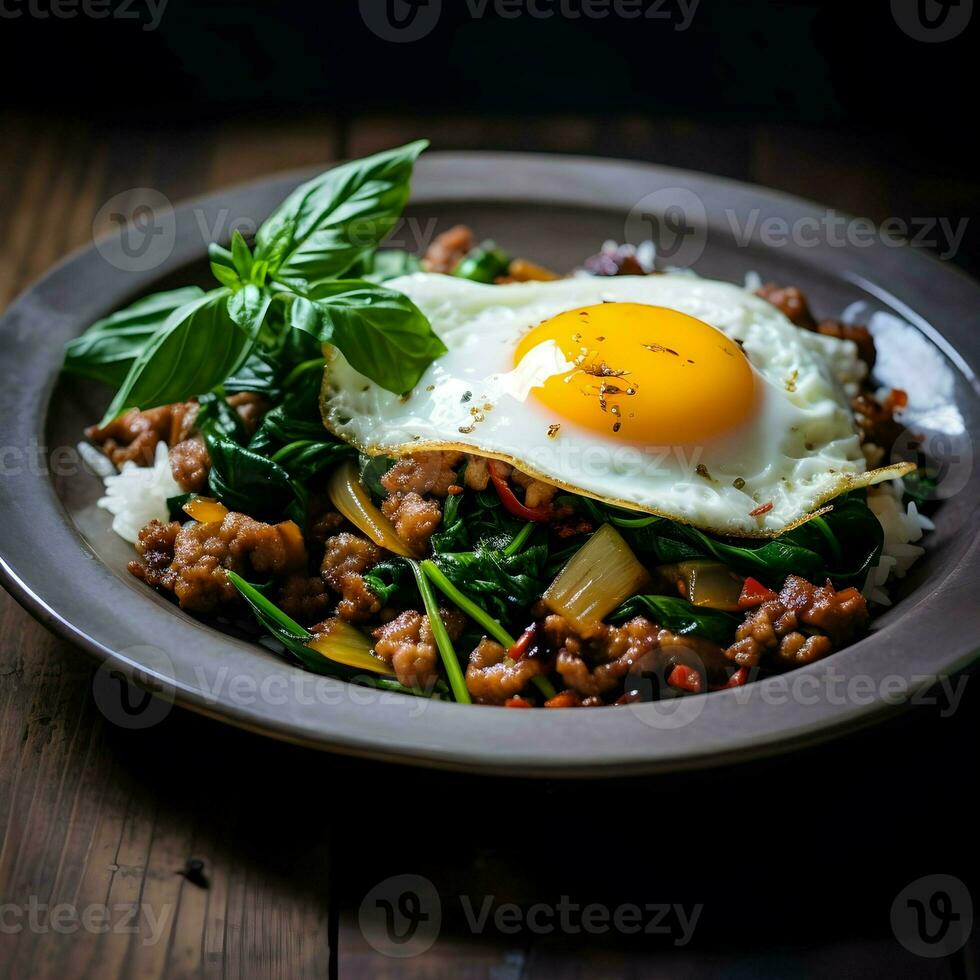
[508,623,538,662]
[487,460,552,522]
[666,663,703,694]
[738,576,777,609]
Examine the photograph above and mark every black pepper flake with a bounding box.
[612,421,622,433]
[696,464,713,481]
[733,477,746,490]
[461,391,472,403]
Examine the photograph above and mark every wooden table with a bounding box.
[1,111,977,978]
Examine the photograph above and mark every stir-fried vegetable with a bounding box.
[306,619,396,677]
[225,570,434,695]
[543,523,652,636]
[182,496,229,524]
[652,560,744,612]
[327,461,416,557]
[409,561,471,704]
[610,594,740,646]
[453,242,511,283]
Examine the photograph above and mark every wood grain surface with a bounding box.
[0,110,976,979]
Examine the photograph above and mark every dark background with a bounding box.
[1,1,978,976]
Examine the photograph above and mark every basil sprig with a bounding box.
[67,141,442,424]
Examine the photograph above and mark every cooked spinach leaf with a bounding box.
[610,594,740,646]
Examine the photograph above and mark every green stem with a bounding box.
[281,357,327,389]
[421,559,557,702]
[410,561,471,704]
[504,521,535,556]
[227,570,307,637]
[420,560,515,648]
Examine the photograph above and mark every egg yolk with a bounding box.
[514,303,759,445]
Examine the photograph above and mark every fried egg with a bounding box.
[320,272,909,537]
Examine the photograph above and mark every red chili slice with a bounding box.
[487,460,552,522]
[666,663,703,694]
[738,576,777,609]
[722,667,750,688]
[508,623,538,661]
[749,501,774,517]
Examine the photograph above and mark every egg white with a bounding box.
[320,272,908,537]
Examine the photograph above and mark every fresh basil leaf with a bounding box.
[63,286,206,387]
[209,243,241,289]
[227,283,272,335]
[610,595,740,646]
[255,140,428,287]
[100,289,263,425]
[231,230,254,281]
[286,280,445,394]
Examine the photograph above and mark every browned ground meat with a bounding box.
[87,401,197,467]
[545,614,731,699]
[817,320,876,370]
[381,452,463,498]
[308,496,345,544]
[381,492,443,553]
[169,435,211,493]
[464,637,543,705]
[278,573,333,625]
[422,225,474,274]
[128,512,306,613]
[461,455,492,491]
[755,283,817,329]
[227,392,270,434]
[378,452,463,553]
[726,575,868,668]
[510,469,558,509]
[320,532,383,622]
[128,519,180,588]
[851,389,908,455]
[372,608,466,689]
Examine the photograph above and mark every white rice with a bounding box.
[862,480,934,607]
[96,441,181,544]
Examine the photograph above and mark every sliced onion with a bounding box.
[182,496,229,523]
[326,460,416,557]
[542,523,652,636]
[306,619,396,676]
[654,560,744,612]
